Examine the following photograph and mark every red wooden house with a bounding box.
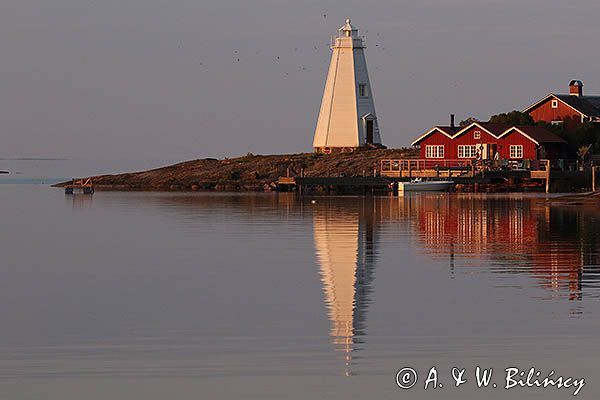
[523,80,600,124]
[412,122,566,162]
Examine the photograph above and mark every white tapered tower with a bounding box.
[313,19,383,153]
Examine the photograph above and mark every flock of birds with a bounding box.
[194,14,388,79]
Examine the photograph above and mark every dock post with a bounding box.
[546,162,551,194]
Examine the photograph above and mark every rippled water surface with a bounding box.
[2,162,600,399]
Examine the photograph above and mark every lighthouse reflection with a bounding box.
[310,195,600,368]
[312,199,378,375]
[310,195,600,374]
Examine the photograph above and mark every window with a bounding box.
[358,84,368,97]
[510,145,523,159]
[458,145,478,158]
[474,130,481,140]
[425,145,444,158]
[551,99,558,109]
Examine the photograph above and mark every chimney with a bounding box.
[569,80,583,97]
[450,114,455,128]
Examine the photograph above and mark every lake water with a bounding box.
[1,160,600,399]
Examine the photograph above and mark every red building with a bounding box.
[523,80,600,124]
[412,122,566,161]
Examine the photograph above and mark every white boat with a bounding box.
[398,179,454,193]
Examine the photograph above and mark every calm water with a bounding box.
[1,161,600,399]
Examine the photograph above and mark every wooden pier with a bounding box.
[65,178,94,195]
[277,159,595,194]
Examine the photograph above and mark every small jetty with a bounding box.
[277,159,599,194]
[65,178,94,195]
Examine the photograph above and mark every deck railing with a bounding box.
[381,159,472,173]
[380,158,584,174]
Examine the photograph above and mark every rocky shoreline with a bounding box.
[53,148,417,191]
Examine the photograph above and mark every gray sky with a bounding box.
[1,0,599,160]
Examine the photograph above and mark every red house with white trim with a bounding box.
[412,122,566,162]
[523,80,600,125]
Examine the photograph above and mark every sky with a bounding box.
[1,0,599,160]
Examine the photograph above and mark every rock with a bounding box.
[53,148,419,192]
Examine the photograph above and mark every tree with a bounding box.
[488,111,535,125]
[537,118,600,158]
[459,117,480,127]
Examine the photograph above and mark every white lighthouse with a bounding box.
[313,19,383,153]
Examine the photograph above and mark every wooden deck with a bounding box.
[380,159,474,178]
[277,176,296,185]
[65,178,94,195]
[273,160,598,194]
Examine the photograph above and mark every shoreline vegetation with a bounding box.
[53,149,417,191]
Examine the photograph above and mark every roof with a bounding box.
[410,126,462,145]
[569,79,583,87]
[412,122,565,146]
[339,19,357,32]
[523,93,600,118]
[412,122,510,145]
[463,123,512,136]
[504,126,567,144]
[554,95,600,118]
[435,126,462,134]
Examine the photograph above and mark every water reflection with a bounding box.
[38,190,600,385]
[136,192,600,310]
[307,194,600,372]
[312,199,378,375]
[65,193,94,209]
[401,194,600,303]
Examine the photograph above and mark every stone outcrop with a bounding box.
[55,148,417,191]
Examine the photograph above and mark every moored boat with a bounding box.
[398,179,454,193]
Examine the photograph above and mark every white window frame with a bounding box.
[458,145,478,158]
[551,99,558,109]
[425,145,444,158]
[473,130,481,140]
[358,84,368,97]
[510,145,523,159]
